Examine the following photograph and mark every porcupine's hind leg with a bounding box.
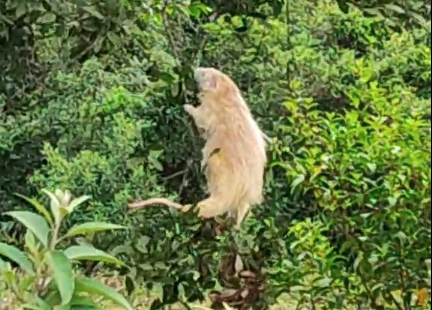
[195,196,232,219]
[233,201,251,230]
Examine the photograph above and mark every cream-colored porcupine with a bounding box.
[129,67,267,228]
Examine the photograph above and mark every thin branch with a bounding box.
[161,0,182,66]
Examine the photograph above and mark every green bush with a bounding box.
[268,88,430,308]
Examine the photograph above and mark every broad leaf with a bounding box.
[64,222,126,239]
[64,245,126,267]
[25,230,38,254]
[14,193,53,225]
[69,295,102,310]
[23,296,52,310]
[37,12,56,24]
[291,174,305,194]
[66,195,92,213]
[0,257,9,271]
[75,278,133,310]
[0,242,34,274]
[82,6,105,19]
[18,275,38,291]
[45,251,74,305]
[43,290,62,306]
[384,4,405,14]
[5,211,50,247]
[23,306,47,310]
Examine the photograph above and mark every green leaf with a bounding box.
[45,251,74,305]
[170,82,180,97]
[15,2,27,18]
[66,195,91,213]
[18,275,38,292]
[42,189,61,225]
[69,295,98,306]
[14,193,53,225]
[25,230,38,254]
[353,251,364,272]
[425,259,431,269]
[5,211,50,248]
[388,196,397,207]
[0,257,9,271]
[37,12,56,24]
[82,6,104,19]
[291,174,305,193]
[43,290,62,306]
[410,12,426,25]
[150,299,163,310]
[125,276,135,296]
[0,242,34,274]
[64,222,126,239]
[23,306,48,310]
[71,306,101,310]
[188,5,202,17]
[366,163,376,173]
[384,4,405,14]
[69,295,102,309]
[64,245,126,267]
[75,278,133,310]
[23,296,51,310]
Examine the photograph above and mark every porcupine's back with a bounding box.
[197,67,267,209]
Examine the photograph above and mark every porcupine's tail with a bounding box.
[128,198,185,211]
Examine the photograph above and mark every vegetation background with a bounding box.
[0,0,430,309]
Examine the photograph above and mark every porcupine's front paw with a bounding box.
[183,104,196,115]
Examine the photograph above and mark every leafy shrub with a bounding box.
[1,59,175,223]
[268,87,431,308]
[0,189,132,310]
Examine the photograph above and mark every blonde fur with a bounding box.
[129,67,267,228]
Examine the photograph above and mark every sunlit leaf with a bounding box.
[4,211,49,248]
[37,13,56,24]
[82,6,104,19]
[69,295,102,309]
[66,195,92,213]
[45,251,74,305]
[63,222,126,239]
[384,4,405,14]
[24,230,38,254]
[75,278,133,310]
[64,245,126,267]
[23,296,51,310]
[291,174,305,193]
[42,189,61,225]
[14,193,53,225]
[0,242,34,274]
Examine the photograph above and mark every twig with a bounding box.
[161,0,182,66]
[162,168,188,181]
[179,159,194,196]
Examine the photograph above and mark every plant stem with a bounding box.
[50,222,61,251]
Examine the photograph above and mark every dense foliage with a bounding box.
[1,0,430,309]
